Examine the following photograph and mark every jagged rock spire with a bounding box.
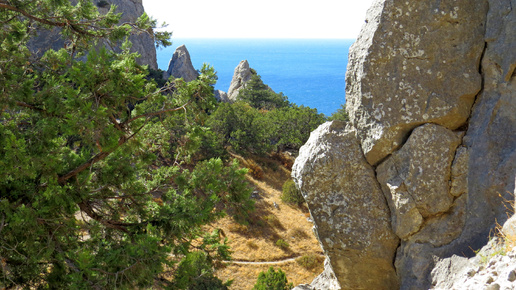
[166,45,198,82]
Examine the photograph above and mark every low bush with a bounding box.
[247,240,259,249]
[287,227,309,239]
[281,179,304,205]
[263,214,282,228]
[275,239,289,249]
[253,267,293,290]
[295,253,318,270]
[247,159,264,180]
[173,251,232,289]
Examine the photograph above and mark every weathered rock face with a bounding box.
[27,0,158,69]
[346,0,487,166]
[292,121,399,290]
[213,90,230,103]
[460,0,516,251]
[377,124,462,239]
[293,0,516,289]
[105,0,157,69]
[227,60,253,101]
[165,45,198,82]
[431,216,516,290]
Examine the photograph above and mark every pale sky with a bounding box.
[142,0,376,39]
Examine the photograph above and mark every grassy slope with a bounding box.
[211,154,324,289]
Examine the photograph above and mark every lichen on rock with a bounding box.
[292,0,515,289]
[292,121,399,290]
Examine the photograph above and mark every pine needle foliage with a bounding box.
[0,1,253,288]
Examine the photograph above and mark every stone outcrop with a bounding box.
[431,215,516,289]
[292,121,399,290]
[103,0,157,69]
[346,0,487,166]
[227,60,254,101]
[165,45,198,82]
[293,0,516,289]
[214,90,230,103]
[27,0,157,69]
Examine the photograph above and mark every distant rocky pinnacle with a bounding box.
[293,0,515,289]
[227,60,254,101]
[165,45,198,82]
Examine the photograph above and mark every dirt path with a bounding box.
[223,256,300,265]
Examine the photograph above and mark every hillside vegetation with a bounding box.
[0,1,347,288]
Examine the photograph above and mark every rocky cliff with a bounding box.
[165,45,199,82]
[227,60,254,101]
[27,0,157,69]
[293,0,516,289]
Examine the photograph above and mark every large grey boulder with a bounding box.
[28,0,158,69]
[293,0,516,289]
[227,60,253,101]
[346,0,487,166]
[292,121,399,290]
[165,45,198,82]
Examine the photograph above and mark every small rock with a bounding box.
[251,190,261,199]
[292,284,314,290]
[467,268,476,277]
[485,283,500,290]
[486,276,494,284]
[508,269,516,282]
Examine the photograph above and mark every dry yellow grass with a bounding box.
[210,153,324,288]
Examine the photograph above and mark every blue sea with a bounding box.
[155,39,355,116]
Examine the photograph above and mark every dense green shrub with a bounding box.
[207,101,325,156]
[0,2,254,288]
[207,102,270,156]
[237,72,289,110]
[266,105,326,152]
[172,251,232,290]
[328,104,349,122]
[281,179,305,205]
[253,267,293,290]
[147,68,168,87]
